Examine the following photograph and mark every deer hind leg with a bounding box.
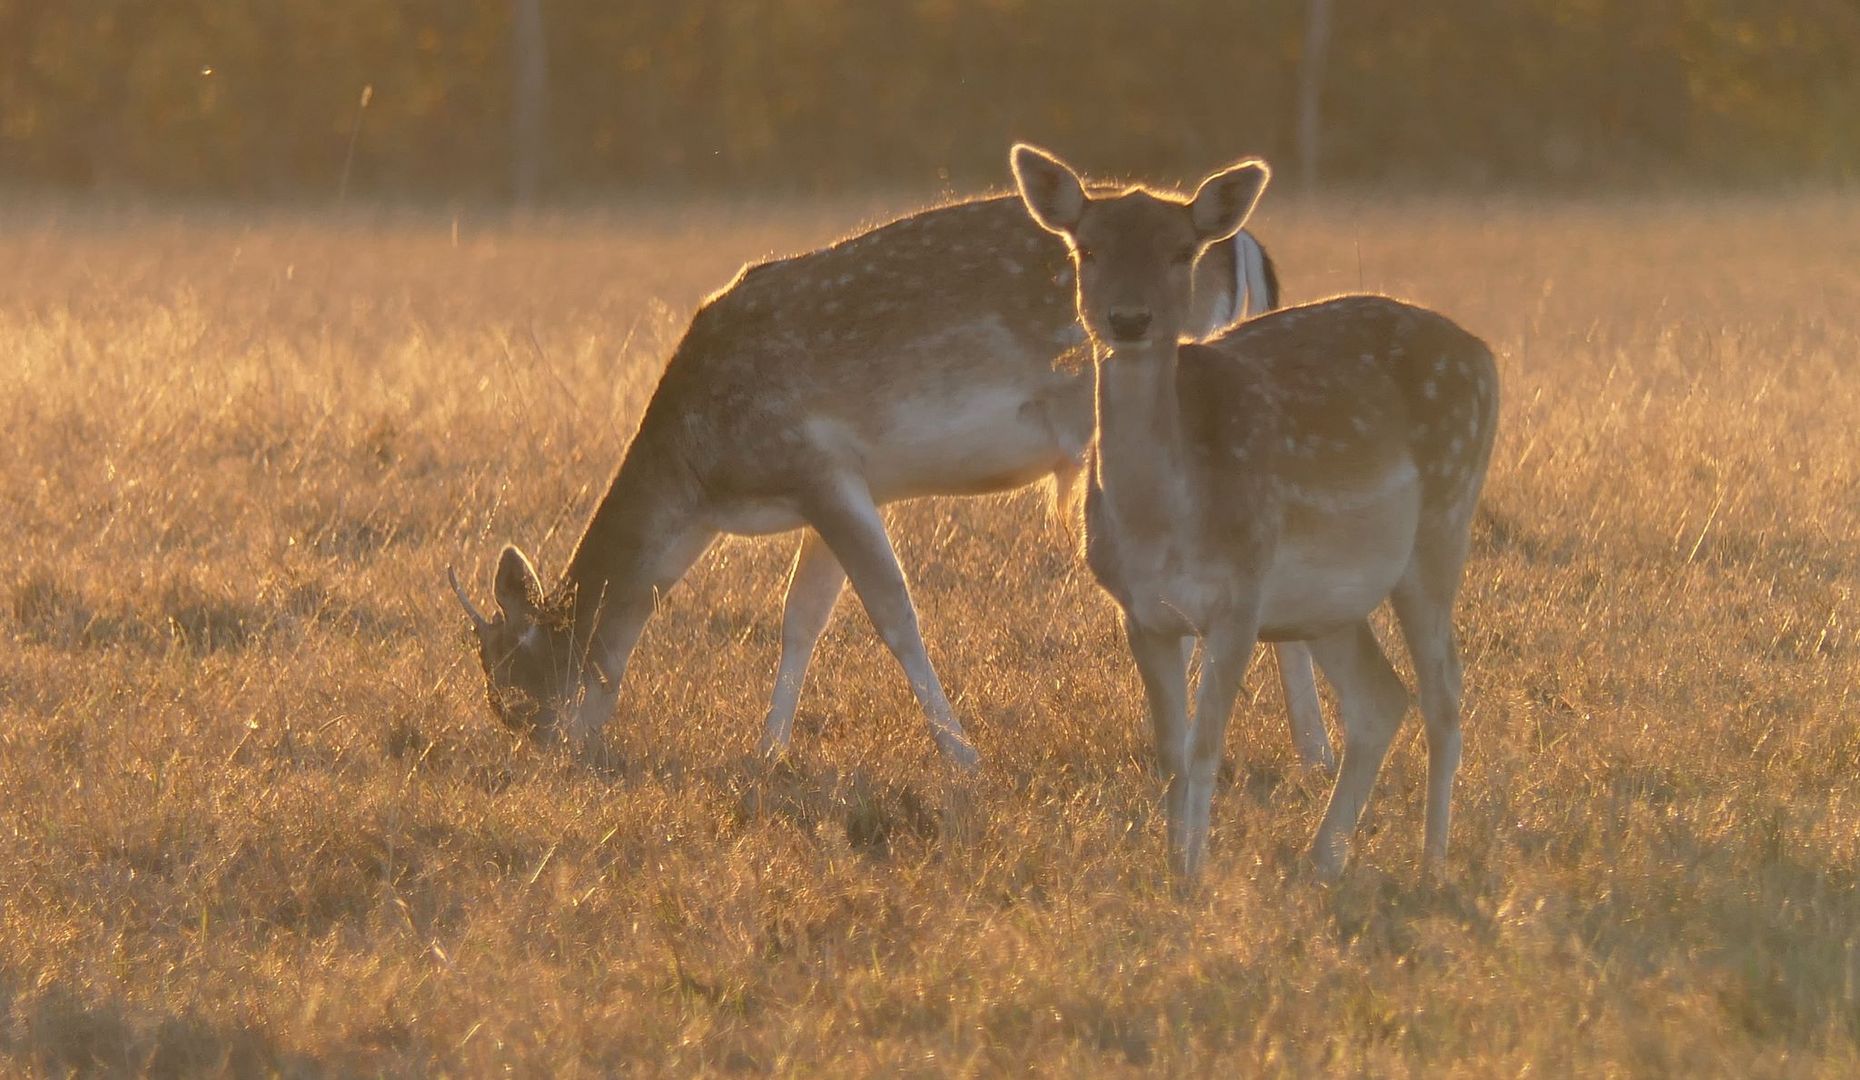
[1306,620,1411,879]
[1274,642,1336,773]
[1048,455,1087,534]
[1391,524,1473,869]
[800,473,979,769]
[759,530,847,756]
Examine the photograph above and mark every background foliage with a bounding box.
[3,0,1858,197]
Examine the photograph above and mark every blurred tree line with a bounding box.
[2,0,1856,199]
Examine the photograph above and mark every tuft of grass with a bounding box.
[1,193,1856,1073]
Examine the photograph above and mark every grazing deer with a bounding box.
[451,191,1334,771]
[1011,144,1496,878]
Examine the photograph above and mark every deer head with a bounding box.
[450,545,595,738]
[1011,143,1270,352]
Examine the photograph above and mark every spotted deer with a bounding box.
[451,191,1333,771]
[1011,144,1496,878]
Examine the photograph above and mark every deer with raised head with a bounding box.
[1011,144,1496,878]
[451,190,1336,772]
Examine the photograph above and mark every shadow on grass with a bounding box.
[7,570,414,656]
[726,755,946,860]
[1,975,323,1077]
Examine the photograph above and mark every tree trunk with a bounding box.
[1296,0,1333,191]
[511,0,548,207]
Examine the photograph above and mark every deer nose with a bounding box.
[1107,309,1152,341]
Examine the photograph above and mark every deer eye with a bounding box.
[1170,246,1194,266]
[1075,246,1096,263]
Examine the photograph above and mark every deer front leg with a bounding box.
[1123,615,1191,857]
[759,530,847,756]
[1173,624,1258,882]
[800,473,979,769]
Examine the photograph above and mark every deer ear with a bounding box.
[1011,143,1087,236]
[1190,159,1270,244]
[493,544,543,627]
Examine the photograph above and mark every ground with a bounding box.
[1,192,1856,1074]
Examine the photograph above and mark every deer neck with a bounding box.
[1091,340,1193,537]
[559,422,711,677]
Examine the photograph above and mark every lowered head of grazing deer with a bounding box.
[1011,143,1270,356]
[450,547,600,738]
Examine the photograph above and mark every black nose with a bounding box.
[1108,310,1152,341]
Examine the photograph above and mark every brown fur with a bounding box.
[1013,142,1496,879]
[458,190,1285,758]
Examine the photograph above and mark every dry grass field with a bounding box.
[2,189,1857,1075]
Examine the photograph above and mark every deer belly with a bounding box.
[708,496,809,536]
[1257,473,1422,640]
[863,380,1089,501]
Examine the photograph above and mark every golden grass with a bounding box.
[2,192,1857,1075]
